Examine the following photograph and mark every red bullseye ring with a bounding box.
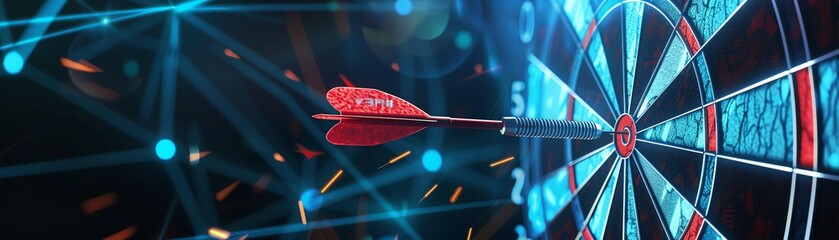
[614,114,636,158]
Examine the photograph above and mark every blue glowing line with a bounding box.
[189,3,391,12]
[13,0,66,60]
[192,163,220,226]
[179,15,332,111]
[25,67,156,143]
[174,0,207,12]
[0,3,14,44]
[0,5,171,28]
[158,196,178,240]
[187,15,421,238]
[176,200,505,239]
[203,157,295,199]
[178,57,302,189]
[162,160,208,233]
[224,201,292,230]
[0,148,149,179]
[160,16,179,137]
[0,6,171,51]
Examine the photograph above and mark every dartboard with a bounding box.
[497,0,839,239]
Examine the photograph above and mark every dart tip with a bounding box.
[312,114,338,120]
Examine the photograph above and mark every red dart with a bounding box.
[313,87,625,146]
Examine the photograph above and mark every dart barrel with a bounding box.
[500,117,603,140]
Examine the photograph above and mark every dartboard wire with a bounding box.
[790,0,818,237]
[783,171,798,240]
[622,156,628,240]
[633,150,726,239]
[805,178,817,240]
[632,0,750,120]
[522,143,613,229]
[694,152,706,205]
[527,54,614,130]
[551,3,630,121]
[574,157,621,240]
[638,138,839,182]
[628,152,673,240]
[768,2,802,237]
[629,26,678,118]
[637,47,839,135]
[620,5,627,114]
[535,147,616,232]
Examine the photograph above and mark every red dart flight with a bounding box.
[313,87,622,146]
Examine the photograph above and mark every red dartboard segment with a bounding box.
[678,18,701,55]
[614,114,636,158]
[681,212,704,240]
[794,68,815,169]
[705,105,717,153]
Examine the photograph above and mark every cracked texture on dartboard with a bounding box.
[817,58,839,171]
[638,153,695,239]
[624,2,644,105]
[696,155,716,214]
[641,109,706,150]
[686,0,744,43]
[637,34,690,117]
[625,163,641,240]
[719,78,793,164]
[696,53,715,103]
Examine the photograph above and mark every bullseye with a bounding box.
[614,114,636,158]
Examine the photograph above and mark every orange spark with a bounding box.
[252,174,271,194]
[189,150,212,162]
[420,184,438,202]
[215,180,240,202]
[473,64,483,74]
[208,227,231,240]
[390,62,400,71]
[238,234,249,240]
[466,227,473,240]
[82,192,118,215]
[489,156,515,168]
[295,143,323,159]
[456,65,502,83]
[284,69,301,82]
[103,226,136,240]
[339,74,355,87]
[449,186,463,204]
[320,169,344,193]
[61,57,102,73]
[378,150,411,169]
[298,200,308,225]
[224,48,241,59]
[273,152,285,162]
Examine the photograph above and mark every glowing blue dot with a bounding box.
[422,149,442,172]
[3,51,24,75]
[300,189,324,211]
[395,0,412,15]
[454,31,473,50]
[123,59,140,78]
[155,139,176,160]
[101,18,110,25]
